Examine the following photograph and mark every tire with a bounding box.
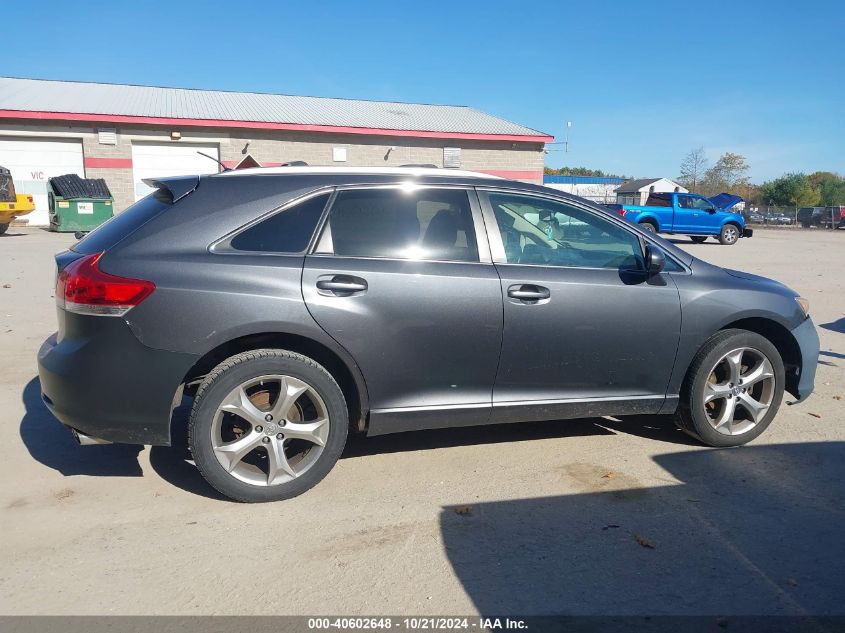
[639,221,657,233]
[675,329,785,447]
[718,223,740,245]
[188,349,349,502]
[0,223,9,235]
[689,235,708,243]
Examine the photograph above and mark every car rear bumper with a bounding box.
[37,315,198,445]
[790,317,819,402]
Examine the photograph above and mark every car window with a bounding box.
[691,196,714,210]
[321,188,478,262]
[230,192,330,253]
[487,192,644,270]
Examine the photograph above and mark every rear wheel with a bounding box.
[719,223,740,245]
[689,235,708,243]
[188,349,348,502]
[0,223,9,235]
[675,329,784,447]
[639,221,657,233]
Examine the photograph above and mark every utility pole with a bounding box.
[564,121,572,153]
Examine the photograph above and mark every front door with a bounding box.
[302,185,503,432]
[479,190,682,423]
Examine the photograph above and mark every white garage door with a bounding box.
[0,138,85,226]
[132,143,220,201]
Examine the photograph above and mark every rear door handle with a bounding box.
[316,275,368,296]
[507,284,550,302]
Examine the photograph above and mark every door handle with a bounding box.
[316,275,368,296]
[507,284,550,302]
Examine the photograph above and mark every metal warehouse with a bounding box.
[0,77,552,226]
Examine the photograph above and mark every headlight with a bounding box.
[796,297,810,316]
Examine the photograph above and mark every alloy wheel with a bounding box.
[211,375,330,486]
[702,347,775,436]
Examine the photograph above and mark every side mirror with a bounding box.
[645,245,665,275]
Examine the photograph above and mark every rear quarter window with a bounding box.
[229,192,330,253]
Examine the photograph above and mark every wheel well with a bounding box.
[720,318,801,397]
[639,218,659,230]
[181,332,366,432]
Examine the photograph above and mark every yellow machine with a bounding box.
[0,166,36,234]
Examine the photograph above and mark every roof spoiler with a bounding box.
[141,175,200,202]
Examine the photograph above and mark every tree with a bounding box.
[759,173,821,207]
[700,152,750,196]
[678,147,708,190]
[809,171,845,206]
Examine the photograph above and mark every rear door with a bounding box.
[302,185,503,431]
[479,189,682,422]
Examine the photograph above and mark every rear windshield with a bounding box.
[73,190,172,255]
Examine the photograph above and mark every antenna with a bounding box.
[197,151,230,172]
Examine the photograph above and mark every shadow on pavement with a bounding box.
[147,399,229,501]
[19,376,143,477]
[441,441,845,616]
[819,319,845,335]
[343,414,694,458]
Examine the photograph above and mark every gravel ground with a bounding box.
[0,226,842,616]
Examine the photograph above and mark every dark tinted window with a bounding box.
[231,193,329,253]
[324,188,478,262]
[74,189,172,255]
[645,193,672,207]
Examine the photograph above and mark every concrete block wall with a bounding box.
[1,119,545,215]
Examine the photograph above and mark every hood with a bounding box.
[723,268,795,296]
[708,193,743,211]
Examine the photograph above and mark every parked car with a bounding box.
[38,167,819,502]
[769,214,794,226]
[605,192,750,245]
[798,207,845,229]
[746,212,765,224]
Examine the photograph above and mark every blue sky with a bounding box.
[3,0,843,182]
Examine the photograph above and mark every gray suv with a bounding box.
[38,167,819,502]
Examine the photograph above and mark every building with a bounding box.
[543,175,626,203]
[614,178,687,205]
[0,77,552,225]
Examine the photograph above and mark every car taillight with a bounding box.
[56,252,155,316]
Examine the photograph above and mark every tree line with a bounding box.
[678,147,845,207]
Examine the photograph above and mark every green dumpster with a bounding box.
[48,174,114,232]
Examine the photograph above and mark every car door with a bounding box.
[478,189,682,423]
[302,185,503,433]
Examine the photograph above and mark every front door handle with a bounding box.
[507,284,550,303]
[316,275,368,296]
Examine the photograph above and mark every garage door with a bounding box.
[0,138,85,226]
[132,143,220,201]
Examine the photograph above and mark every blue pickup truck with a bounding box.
[605,192,751,245]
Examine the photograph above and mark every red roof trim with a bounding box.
[0,109,553,143]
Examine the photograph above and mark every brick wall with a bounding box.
[0,120,545,215]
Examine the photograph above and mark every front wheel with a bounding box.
[689,235,708,243]
[719,223,740,245]
[675,329,784,447]
[188,349,348,502]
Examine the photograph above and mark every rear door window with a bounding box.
[230,192,330,253]
[318,188,479,262]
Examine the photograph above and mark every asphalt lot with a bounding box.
[0,226,843,616]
